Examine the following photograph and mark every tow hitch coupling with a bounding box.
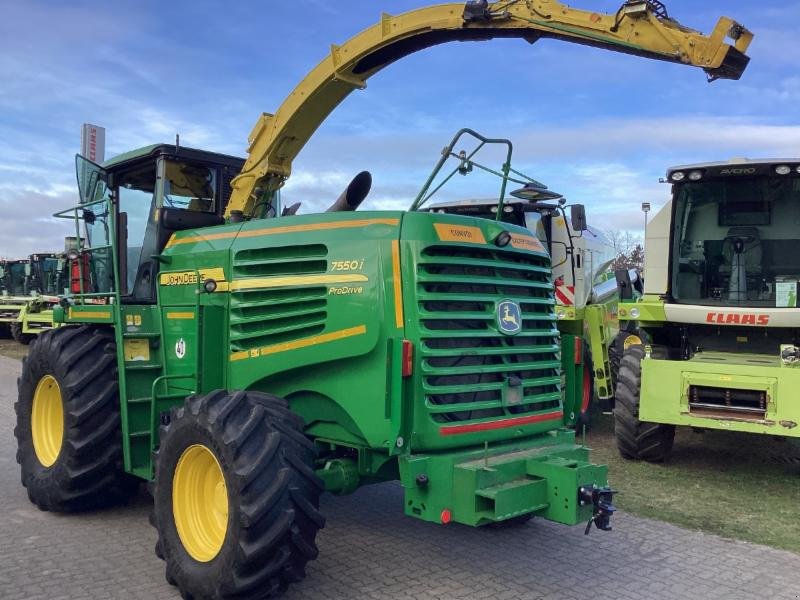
[579,485,616,534]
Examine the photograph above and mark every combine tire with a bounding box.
[152,390,325,599]
[613,345,675,462]
[15,325,137,511]
[11,322,34,345]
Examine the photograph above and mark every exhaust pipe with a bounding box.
[326,171,372,212]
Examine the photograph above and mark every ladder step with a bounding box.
[127,397,152,404]
[125,363,162,371]
[129,430,151,439]
[122,332,160,339]
[156,392,191,401]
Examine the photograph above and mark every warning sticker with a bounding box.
[123,339,150,362]
[433,223,487,244]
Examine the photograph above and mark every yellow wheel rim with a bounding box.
[31,375,64,467]
[623,334,643,351]
[172,444,229,562]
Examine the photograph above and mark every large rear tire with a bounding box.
[11,321,35,345]
[15,325,138,511]
[152,390,325,600]
[613,345,675,462]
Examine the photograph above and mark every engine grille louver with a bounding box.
[416,245,561,425]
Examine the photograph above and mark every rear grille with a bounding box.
[417,245,561,424]
[688,385,767,418]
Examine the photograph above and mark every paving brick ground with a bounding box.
[0,355,798,600]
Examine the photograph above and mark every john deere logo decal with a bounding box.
[497,300,522,335]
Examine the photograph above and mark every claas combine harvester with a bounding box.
[615,158,800,461]
[15,2,751,598]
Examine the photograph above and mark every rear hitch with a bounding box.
[579,485,616,534]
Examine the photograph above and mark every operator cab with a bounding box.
[76,145,245,303]
[27,253,64,297]
[669,159,800,307]
[0,259,31,297]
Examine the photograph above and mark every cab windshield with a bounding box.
[671,175,800,307]
[9,263,27,295]
[36,258,64,295]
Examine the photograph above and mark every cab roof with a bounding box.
[101,144,245,170]
[427,198,558,212]
[667,157,800,176]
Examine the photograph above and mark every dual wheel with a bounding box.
[16,325,324,599]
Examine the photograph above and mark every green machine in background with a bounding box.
[12,251,71,344]
[13,1,752,598]
[0,258,30,338]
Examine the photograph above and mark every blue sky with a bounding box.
[1,0,798,256]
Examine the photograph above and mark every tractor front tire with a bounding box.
[613,345,675,462]
[15,325,137,511]
[11,322,34,345]
[152,390,325,600]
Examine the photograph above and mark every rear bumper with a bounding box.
[400,429,608,527]
[640,354,800,436]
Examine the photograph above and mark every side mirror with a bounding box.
[0,267,5,278]
[615,269,634,301]
[24,263,31,276]
[571,204,588,232]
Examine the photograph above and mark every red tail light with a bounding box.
[402,339,413,377]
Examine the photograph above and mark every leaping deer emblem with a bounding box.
[498,301,521,334]
[502,305,519,328]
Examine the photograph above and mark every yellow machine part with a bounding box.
[172,444,229,562]
[224,1,752,219]
[31,375,64,468]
